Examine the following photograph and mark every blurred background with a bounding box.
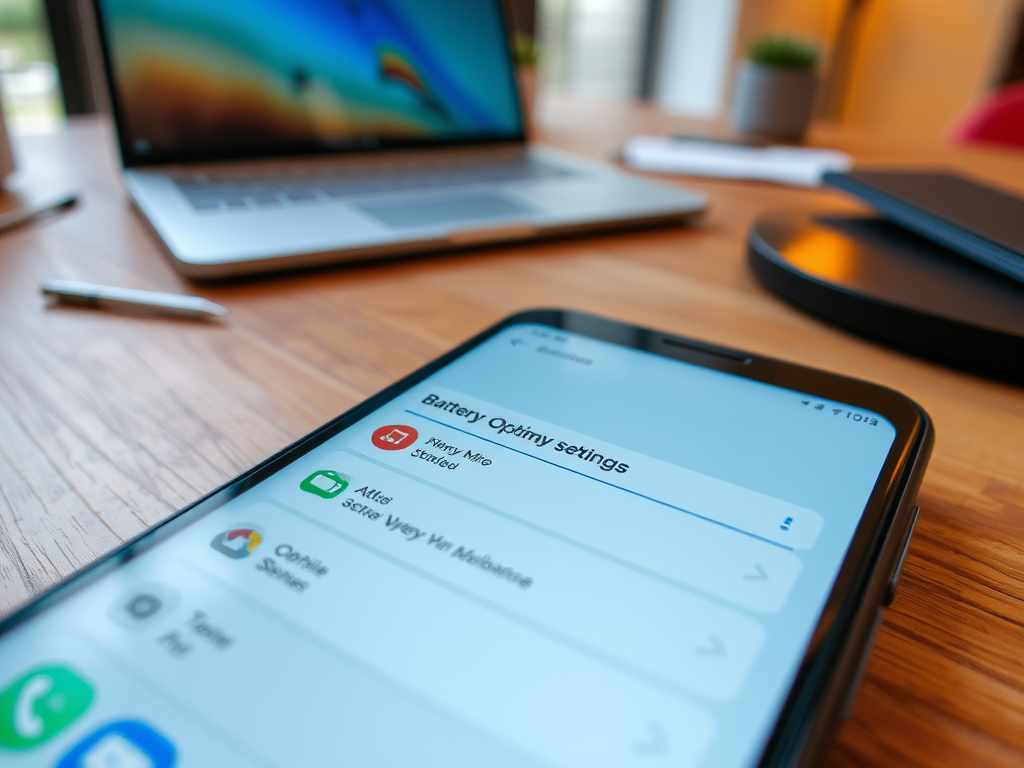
[0,0,62,133]
[2,0,1023,143]
[533,0,1024,144]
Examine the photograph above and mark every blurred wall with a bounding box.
[733,0,1022,142]
[733,0,846,56]
[838,0,1020,141]
[656,0,741,117]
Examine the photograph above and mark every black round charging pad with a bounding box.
[748,210,1024,384]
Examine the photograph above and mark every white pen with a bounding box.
[41,280,228,320]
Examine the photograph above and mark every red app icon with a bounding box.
[372,424,418,450]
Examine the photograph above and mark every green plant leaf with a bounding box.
[747,35,819,69]
[512,33,541,67]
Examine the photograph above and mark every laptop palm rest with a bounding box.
[353,192,534,230]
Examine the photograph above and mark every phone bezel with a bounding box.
[0,308,932,767]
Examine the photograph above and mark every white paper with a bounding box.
[622,135,853,187]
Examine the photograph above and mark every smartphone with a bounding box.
[823,169,1024,285]
[0,310,932,768]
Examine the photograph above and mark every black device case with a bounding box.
[824,169,1024,285]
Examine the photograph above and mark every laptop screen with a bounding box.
[94,0,525,165]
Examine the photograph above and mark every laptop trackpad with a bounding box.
[353,192,533,230]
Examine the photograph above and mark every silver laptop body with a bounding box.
[93,0,706,278]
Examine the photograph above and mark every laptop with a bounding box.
[90,0,707,278]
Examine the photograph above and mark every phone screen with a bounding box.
[0,322,897,768]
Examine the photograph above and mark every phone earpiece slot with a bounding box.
[659,337,753,365]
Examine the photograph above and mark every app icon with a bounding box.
[0,664,94,750]
[126,594,162,620]
[57,720,176,768]
[109,583,180,631]
[372,424,418,451]
[300,470,351,498]
[209,527,262,559]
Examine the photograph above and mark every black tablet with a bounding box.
[824,169,1024,285]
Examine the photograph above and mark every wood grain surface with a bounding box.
[1,97,1022,767]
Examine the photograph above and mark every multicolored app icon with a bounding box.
[0,664,94,750]
[300,470,351,498]
[209,527,263,559]
[372,424,418,451]
[57,719,176,768]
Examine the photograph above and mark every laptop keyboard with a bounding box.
[174,155,578,213]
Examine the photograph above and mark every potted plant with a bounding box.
[732,35,820,142]
[512,33,541,139]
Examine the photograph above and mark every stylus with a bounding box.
[0,193,78,235]
[41,280,228,320]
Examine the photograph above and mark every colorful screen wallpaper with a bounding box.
[98,0,523,158]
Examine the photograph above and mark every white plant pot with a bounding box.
[731,61,818,142]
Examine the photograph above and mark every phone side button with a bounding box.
[884,505,920,607]
[839,607,885,721]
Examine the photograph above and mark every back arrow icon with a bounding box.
[744,564,768,581]
[631,721,668,756]
[695,634,726,656]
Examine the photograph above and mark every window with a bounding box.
[540,0,648,98]
[0,0,64,133]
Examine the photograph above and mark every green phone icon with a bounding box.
[300,470,351,499]
[0,664,94,750]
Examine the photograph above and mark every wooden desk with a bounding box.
[1,99,1022,767]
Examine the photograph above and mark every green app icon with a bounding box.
[300,470,351,499]
[0,664,94,750]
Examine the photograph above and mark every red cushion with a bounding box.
[951,82,1024,148]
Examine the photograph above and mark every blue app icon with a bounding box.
[57,719,176,768]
